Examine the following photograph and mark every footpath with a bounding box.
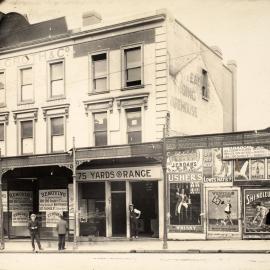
[0,239,270,253]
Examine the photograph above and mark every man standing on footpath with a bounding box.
[129,203,141,239]
[28,213,43,252]
[56,215,68,250]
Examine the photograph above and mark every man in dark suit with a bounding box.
[28,213,43,252]
[56,215,68,250]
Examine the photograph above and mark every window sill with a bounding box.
[47,96,66,102]
[121,85,145,91]
[18,101,35,106]
[88,90,110,96]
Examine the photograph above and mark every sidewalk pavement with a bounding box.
[0,239,270,253]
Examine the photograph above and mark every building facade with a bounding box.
[0,10,236,240]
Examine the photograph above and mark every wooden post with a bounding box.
[72,137,77,249]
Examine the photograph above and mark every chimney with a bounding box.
[227,60,238,132]
[211,45,223,59]
[82,11,102,27]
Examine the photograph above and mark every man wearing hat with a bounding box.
[129,203,141,239]
[28,213,43,251]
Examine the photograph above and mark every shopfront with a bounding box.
[76,164,163,239]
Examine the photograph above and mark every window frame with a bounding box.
[0,122,6,156]
[19,119,35,155]
[0,70,6,107]
[48,59,65,100]
[93,111,108,147]
[18,65,34,104]
[89,50,109,94]
[48,115,66,153]
[202,69,209,101]
[121,43,144,90]
[126,107,142,144]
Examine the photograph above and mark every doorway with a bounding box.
[111,181,126,236]
[131,181,159,237]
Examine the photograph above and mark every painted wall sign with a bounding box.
[2,191,7,212]
[0,46,70,68]
[77,166,162,181]
[223,146,270,160]
[207,190,239,232]
[169,182,202,233]
[203,148,233,183]
[39,189,67,212]
[12,211,29,226]
[250,159,265,179]
[244,189,270,233]
[167,150,203,182]
[9,191,33,211]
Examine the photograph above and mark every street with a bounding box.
[0,253,270,270]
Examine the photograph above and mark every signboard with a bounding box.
[77,166,162,181]
[46,211,62,228]
[251,159,265,179]
[203,148,233,183]
[2,191,7,212]
[167,150,203,182]
[12,211,29,226]
[244,189,270,234]
[223,146,270,160]
[39,189,67,212]
[9,191,33,211]
[234,159,249,180]
[169,182,203,233]
[207,190,239,232]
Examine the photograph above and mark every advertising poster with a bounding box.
[223,146,270,160]
[167,150,203,182]
[203,148,233,183]
[46,211,63,228]
[2,191,7,212]
[169,182,202,233]
[9,191,33,211]
[12,211,29,226]
[234,159,249,180]
[244,189,270,233]
[207,190,239,232]
[39,189,68,212]
[250,159,265,179]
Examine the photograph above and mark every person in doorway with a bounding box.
[56,215,68,251]
[129,204,141,239]
[28,213,43,252]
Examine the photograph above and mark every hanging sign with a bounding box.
[39,189,67,212]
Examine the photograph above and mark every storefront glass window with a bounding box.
[79,183,106,237]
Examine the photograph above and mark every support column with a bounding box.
[126,181,132,239]
[158,179,164,240]
[105,181,112,237]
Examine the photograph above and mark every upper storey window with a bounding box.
[49,61,64,98]
[20,67,34,103]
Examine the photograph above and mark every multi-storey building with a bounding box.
[0,9,236,241]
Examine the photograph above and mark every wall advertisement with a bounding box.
[244,189,270,234]
[39,189,68,212]
[223,146,270,160]
[46,211,63,228]
[2,191,7,212]
[12,211,30,226]
[207,190,239,232]
[9,191,33,211]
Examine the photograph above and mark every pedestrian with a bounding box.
[129,203,141,239]
[28,213,43,252]
[56,215,68,250]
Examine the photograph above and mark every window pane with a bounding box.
[52,135,65,152]
[0,89,5,104]
[125,47,141,68]
[0,73,4,89]
[51,117,64,136]
[50,62,63,81]
[51,80,64,96]
[128,131,141,144]
[21,68,32,85]
[94,78,107,92]
[94,113,107,131]
[93,57,107,78]
[126,67,141,83]
[0,124,4,141]
[21,85,33,101]
[95,132,107,146]
[127,109,141,131]
[22,138,33,154]
[21,121,33,139]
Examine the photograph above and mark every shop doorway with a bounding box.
[111,181,126,236]
[131,181,159,237]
